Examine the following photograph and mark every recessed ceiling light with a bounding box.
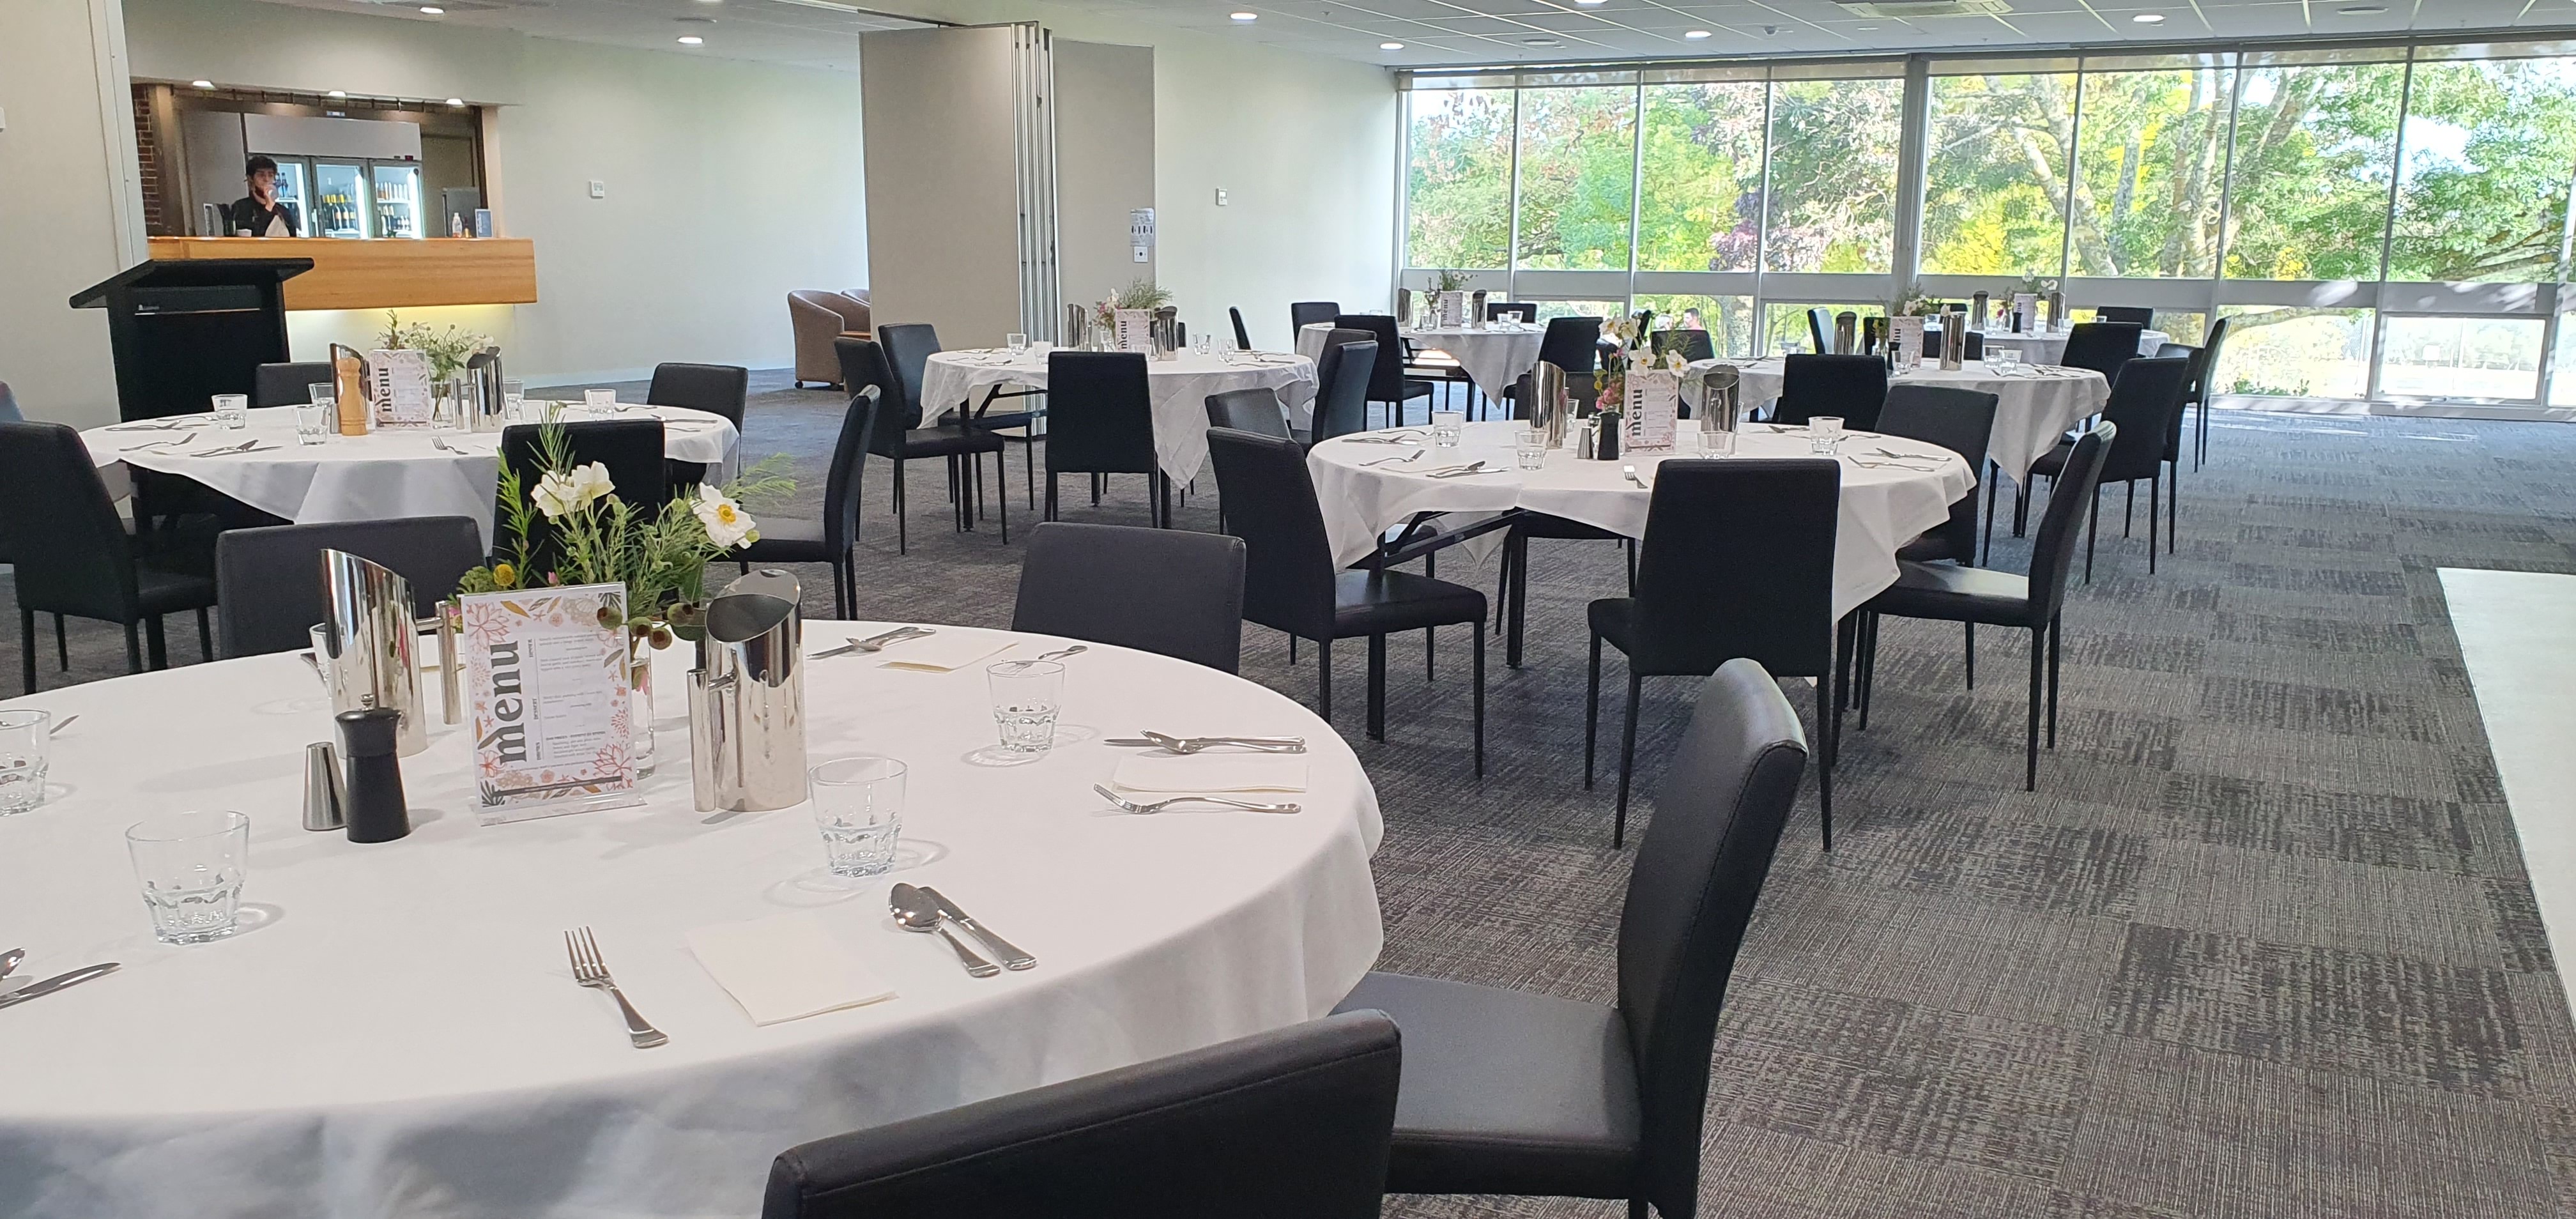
[2132,12,2165,22]
[1574,0,1605,5]
[1683,29,1711,38]
[1380,41,1404,49]
[191,79,213,89]
[1230,11,1257,20]
[418,5,442,13]
[1521,35,1559,45]
[446,97,465,106]
[677,34,704,43]
[328,89,348,98]
[2338,3,2387,10]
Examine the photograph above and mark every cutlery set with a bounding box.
[1337,432,1427,446]
[1092,785,1302,816]
[891,884,1035,977]
[810,626,937,658]
[1423,461,1498,479]
[1361,450,1425,467]
[1105,732,1306,754]
[0,948,120,1014]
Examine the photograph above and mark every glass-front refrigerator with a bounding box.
[371,163,422,239]
[312,160,369,238]
[271,161,309,235]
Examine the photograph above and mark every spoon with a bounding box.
[1361,450,1425,467]
[0,947,22,980]
[889,884,1000,977]
[1036,645,1087,661]
[1092,784,1302,816]
[1426,461,1493,479]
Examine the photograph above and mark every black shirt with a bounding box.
[228,197,300,237]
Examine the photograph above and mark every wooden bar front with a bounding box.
[147,236,538,310]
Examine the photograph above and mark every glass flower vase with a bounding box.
[629,637,657,780]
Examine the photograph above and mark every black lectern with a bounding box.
[70,257,310,422]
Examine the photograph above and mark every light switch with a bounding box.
[588,180,606,199]
[1215,188,1229,206]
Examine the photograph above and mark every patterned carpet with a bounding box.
[10,376,2576,1218]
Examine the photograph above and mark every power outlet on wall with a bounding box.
[588,180,606,199]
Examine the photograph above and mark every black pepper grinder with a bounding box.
[335,708,412,843]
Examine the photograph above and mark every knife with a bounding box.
[0,962,119,1012]
[920,887,1036,970]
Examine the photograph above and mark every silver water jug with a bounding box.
[1970,291,1991,332]
[1151,306,1182,360]
[1530,361,1570,449]
[318,549,431,757]
[1940,324,1966,371]
[687,570,807,813]
[1833,312,1857,356]
[1063,303,1091,351]
[461,349,504,432]
[1469,289,1489,330]
[1694,364,1741,434]
[1397,288,1414,329]
[2044,291,2064,332]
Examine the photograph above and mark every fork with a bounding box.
[565,926,666,1048]
[120,434,197,454]
[1093,784,1302,816]
[1361,450,1425,467]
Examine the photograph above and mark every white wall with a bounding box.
[0,0,144,427]
[119,0,869,387]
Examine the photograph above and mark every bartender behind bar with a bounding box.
[227,155,300,237]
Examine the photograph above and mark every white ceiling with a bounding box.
[244,0,2576,74]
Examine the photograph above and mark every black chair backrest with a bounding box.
[1206,427,1339,641]
[1206,387,1291,440]
[1332,314,1411,402]
[1486,301,1536,322]
[1920,328,1984,362]
[1013,523,1248,673]
[1309,339,1377,444]
[875,323,941,428]
[1775,354,1889,431]
[1229,306,1253,353]
[0,421,142,621]
[1806,307,1834,353]
[646,362,749,430]
[496,419,668,568]
[214,517,484,657]
[2028,424,2113,620]
[2094,305,2156,326]
[1044,351,1156,476]
[1650,329,1715,363]
[2154,342,2204,458]
[1617,657,1810,1219]
[2059,321,2144,382]
[762,1011,1400,1219]
[2200,315,2234,399]
[1625,459,1839,677]
[1535,315,1602,374]
[836,338,914,461]
[818,385,880,553]
[1290,301,1341,333]
[2096,356,2191,482]
[254,362,334,409]
[1876,385,1997,564]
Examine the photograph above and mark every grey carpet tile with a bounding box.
[13,387,2576,1216]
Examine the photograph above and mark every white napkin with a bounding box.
[1111,751,1310,794]
[875,631,1018,672]
[686,912,897,1025]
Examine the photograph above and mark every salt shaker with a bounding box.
[335,708,411,843]
[302,742,346,832]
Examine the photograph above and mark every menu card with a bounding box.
[2011,293,2038,333]
[369,348,433,428]
[1435,291,1466,329]
[460,582,641,824]
[1114,309,1152,353]
[1891,316,1925,367]
[1623,369,1679,453]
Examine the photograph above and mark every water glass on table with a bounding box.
[1514,427,1546,470]
[1991,347,2021,374]
[1699,422,1737,457]
[1808,415,1844,454]
[211,394,249,430]
[0,709,51,815]
[502,378,526,422]
[125,809,250,944]
[299,384,335,445]
[585,388,618,413]
[1007,333,1028,354]
[1432,410,1466,447]
[810,755,906,878]
[988,660,1064,755]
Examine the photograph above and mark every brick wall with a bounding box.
[132,82,169,236]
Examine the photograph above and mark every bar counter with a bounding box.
[146,236,537,311]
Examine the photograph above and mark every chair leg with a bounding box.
[1423,626,1435,682]
[1288,633,1298,664]
[1316,638,1332,720]
[1857,612,1877,731]
[20,609,35,695]
[1092,472,1104,506]
[994,456,1009,544]
[124,621,142,675]
[144,616,170,670]
[54,614,68,671]
[1614,670,1643,846]
[2085,487,2099,583]
[2014,480,2030,537]
[2146,475,2158,574]
[2026,625,2045,791]
[2124,481,2135,537]
[1471,621,1485,778]
[894,459,910,555]
[196,606,212,661]
[2167,461,2179,554]
[1964,622,1976,689]
[1044,471,1058,523]
[1508,533,1530,668]
[1624,538,1637,592]
[1365,633,1386,741]
[1584,632,1603,788]
[1492,539,1512,636]
[2047,614,2063,749]
[1817,678,1836,852]
[1983,473,2000,564]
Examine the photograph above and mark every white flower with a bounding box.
[567,461,615,509]
[532,470,582,519]
[693,484,758,549]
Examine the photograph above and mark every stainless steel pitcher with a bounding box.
[1397,288,1414,329]
[1530,361,1570,449]
[1469,289,1489,329]
[318,549,429,757]
[687,569,807,813]
[1834,312,1858,356]
[1694,364,1741,434]
[1970,291,1991,332]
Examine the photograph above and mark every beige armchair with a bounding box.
[790,289,872,387]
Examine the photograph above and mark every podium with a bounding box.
[70,257,310,423]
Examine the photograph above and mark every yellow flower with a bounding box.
[493,562,518,589]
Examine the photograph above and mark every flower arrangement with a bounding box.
[378,310,496,382]
[1094,277,1175,331]
[2015,275,2061,297]
[1595,310,1685,415]
[1430,268,1471,293]
[1900,295,1943,317]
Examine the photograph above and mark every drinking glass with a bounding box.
[294,402,331,445]
[1432,410,1466,447]
[988,660,1064,754]
[1702,428,1738,457]
[126,809,250,944]
[585,388,617,413]
[211,393,249,430]
[1195,335,1213,356]
[1514,427,1545,470]
[809,755,906,878]
[0,709,51,815]
[1808,415,1844,454]
[1007,333,1029,353]
[502,378,526,423]
[1991,347,2021,374]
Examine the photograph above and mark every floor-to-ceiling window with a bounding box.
[1396,38,2576,416]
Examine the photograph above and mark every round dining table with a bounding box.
[917,347,1317,483]
[0,624,1383,1219]
[1929,319,2170,362]
[1308,421,1974,618]
[80,403,740,549]
[1688,356,2108,485]
[1296,321,1547,401]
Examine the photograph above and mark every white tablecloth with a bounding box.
[0,624,1383,1219]
[1687,357,2108,485]
[1929,321,2170,361]
[1309,422,1972,618]
[1296,323,1547,401]
[917,348,1316,482]
[81,404,740,549]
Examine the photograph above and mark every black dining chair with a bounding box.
[1877,384,1998,569]
[838,337,1003,553]
[2192,315,2233,468]
[253,362,335,408]
[1807,307,1836,353]
[1588,458,1842,846]
[495,418,666,574]
[0,421,218,691]
[1333,314,1435,428]
[2028,356,2191,578]
[1485,301,1536,323]
[1500,316,1604,413]
[214,516,484,659]
[648,362,749,489]
[2154,340,2204,552]
[877,322,1009,532]
[2094,305,2156,327]
[1229,306,1254,353]
[1305,337,1377,446]
[1859,424,2113,792]
[1206,387,1291,440]
[763,1011,1401,1219]
[1044,351,1165,528]
[1206,427,1485,769]
[1290,301,1342,334]
[2058,321,2144,383]
[1921,327,1982,363]
[1013,522,1246,673]
[1333,659,1807,1219]
[733,385,878,620]
[1649,328,1715,363]
[1774,353,1888,431]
